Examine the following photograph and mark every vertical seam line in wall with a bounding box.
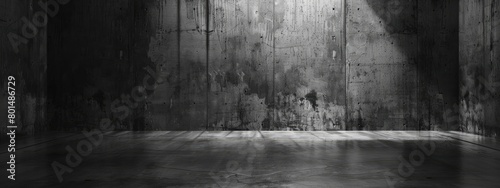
[130,0,136,129]
[492,0,495,64]
[177,0,182,129]
[482,0,486,135]
[206,0,210,130]
[272,0,276,130]
[425,0,429,131]
[458,0,461,132]
[342,0,347,130]
[416,0,419,131]
[177,0,181,94]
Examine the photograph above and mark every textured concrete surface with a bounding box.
[145,0,347,131]
[1,131,500,187]
[346,0,418,130]
[459,0,500,137]
[44,0,468,132]
[272,0,346,131]
[418,0,459,131]
[0,0,47,136]
[46,0,139,131]
[347,0,460,131]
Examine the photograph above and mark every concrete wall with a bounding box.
[459,0,500,137]
[0,0,47,136]
[418,0,460,131]
[347,0,459,131]
[346,0,418,130]
[47,0,461,131]
[206,0,346,131]
[144,0,208,130]
[47,0,139,131]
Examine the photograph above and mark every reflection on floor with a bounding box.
[1,131,499,187]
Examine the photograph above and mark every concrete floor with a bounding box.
[1,131,500,188]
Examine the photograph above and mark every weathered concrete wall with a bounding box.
[459,0,500,137]
[346,0,460,131]
[145,0,208,130]
[204,0,346,131]
[47,0,462,131]
[346,0,418,130]
[418,0,459,131]
[47,0,140,131]
[0,0,47,136]
[142,0,346,131]
[273,0,346,131]
[207,0,274,130]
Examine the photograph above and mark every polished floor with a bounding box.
[1,131,499,187]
